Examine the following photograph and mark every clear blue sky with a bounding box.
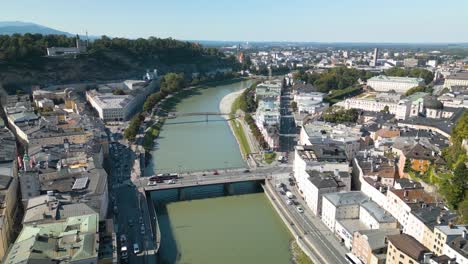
[2,0,468,42]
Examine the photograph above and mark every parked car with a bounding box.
[296,206,304,213]
[121,246,128,259]
[213,170,219,175]
[120,234,127,244]
[243,169,250,173]
[276,183,284,189]
[140,225,145,235]
[279,190,285,195]
[286,191,294,199]
[133,243,140,254]
[128,219,134,226]
[286,199,293,205]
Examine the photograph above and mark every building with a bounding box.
[442,230,468,264]
[372,48,379,66]
[3,214,99,264]
[22,195,97,225]
[444,72,468,89]
[386,234,432,264]
[406,206,458,251]
[438,91,468,109]
[337,92,427,120]
[321,191,368,232]
[393,142,443,176]
[294,144,350,181]
[46,35,87,57]
[326,193,397,250]
[300,122,363,159]
[433,225,467,256]
[86,91,134,121]
[295,170,350,216]
[367,76,425,94]
[0,127,19,259]
[403,58,420,68]
[352,228,400,264]
[255,99,281,126]
[385,189,438,231]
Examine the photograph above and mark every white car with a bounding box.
[133,243,140,254]
[147,181,157,186]
[168,179,176,184]
[286,199,293,205]
[296,206,304,213]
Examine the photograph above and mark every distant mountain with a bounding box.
[0,21,100,39]
[0,21,75,36]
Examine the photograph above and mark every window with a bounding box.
[400,254,404,259]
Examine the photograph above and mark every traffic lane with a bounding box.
[116,185,144,262]
[284,184,348,263]
[274,187,347,264]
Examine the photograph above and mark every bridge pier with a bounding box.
[178,188,186,201]
[223,183,234,196]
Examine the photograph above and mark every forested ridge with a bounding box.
[0,34,235,93]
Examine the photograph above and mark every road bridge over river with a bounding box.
[135,165,292,192]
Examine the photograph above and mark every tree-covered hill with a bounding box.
[0,34,237,93]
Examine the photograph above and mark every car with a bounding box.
[147,181,157,186]
[139,217,143,224]
[243,169,250,173]
[279,190,285,195]
[202,173,206,176]
[133,243,140,254]
[140,225,145,235]
[286,199,293,205]
[276,183,284,189]
[213,170,219,175]
[121,246,128,259]
[168,179,176,184]
[120,234,127,243]
[128,219,134,226]
[296,206,304,213]
[289,181,295,186]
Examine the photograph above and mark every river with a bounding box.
[147,80,293,264]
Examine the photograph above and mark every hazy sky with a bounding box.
[2,0,468,42]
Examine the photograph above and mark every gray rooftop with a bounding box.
[323,191,368,207]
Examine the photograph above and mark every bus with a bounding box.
[148,173,179,183]
[345,253,363,264]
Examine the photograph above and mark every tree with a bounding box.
[403,159,412,173]
[381,105,390,113]
[291,101,298,112]
[160,73,186,94]
[385,67,434,85]
[112,88,126,95]
[322,106,359,123]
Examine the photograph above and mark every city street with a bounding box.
[279,85,299,153]
[109,141,155,264]
[270,176,348,264]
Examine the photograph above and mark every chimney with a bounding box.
[404,190,408,197]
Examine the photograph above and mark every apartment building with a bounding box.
[386,234,431,264]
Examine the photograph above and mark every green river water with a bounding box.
[148,80,293,264]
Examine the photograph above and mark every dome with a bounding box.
[423,96,443,109]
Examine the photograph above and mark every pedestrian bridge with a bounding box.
[167,112,232,118]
